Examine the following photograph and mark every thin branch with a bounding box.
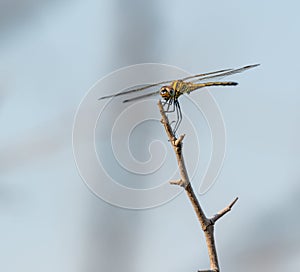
[158,100,238,272]
[210,197,239,224]
[169,179,185,187]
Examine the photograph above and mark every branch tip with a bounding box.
[169,179,185,187]
[211,197,239,224]
[229,196,239,209]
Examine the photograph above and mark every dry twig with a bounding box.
[158,100,238,272]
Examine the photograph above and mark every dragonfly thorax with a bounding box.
[160,86,175,100]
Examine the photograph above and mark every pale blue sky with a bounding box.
[1,1,300,271]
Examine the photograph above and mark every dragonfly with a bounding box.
[98,64,259,133]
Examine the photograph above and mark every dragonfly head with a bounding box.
[160,86,175,100]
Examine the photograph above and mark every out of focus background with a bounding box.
[1,1,300,271]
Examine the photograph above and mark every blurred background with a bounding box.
[1,0,300,271]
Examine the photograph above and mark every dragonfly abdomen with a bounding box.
[186,81,238,94]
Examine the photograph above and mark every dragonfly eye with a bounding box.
[160,87,168,94]
[160,87,170,99]
[160,86,176,100]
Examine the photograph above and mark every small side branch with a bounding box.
[158,100,238,272]
[210,197,239,224]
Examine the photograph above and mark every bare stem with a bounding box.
[158,100,238,272]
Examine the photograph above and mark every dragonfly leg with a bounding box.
[162,99,169,107]
[162,99,175,115]
[166,99,172,112]
[162,99,182,133]
[164,99,177,129]
[164,99,176,113]
[173,100,182,134]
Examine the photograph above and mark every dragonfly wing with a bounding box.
[191,64,260,82]
[123,90,160,103]
[98,64,259,100]
[180,68,233,81]
[98,80,173,100]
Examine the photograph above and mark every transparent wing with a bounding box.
[191,64,260,82]
[98,64,260,100]
[180,68,233,81]
[98,80,172,100]
[123,90,160,103]
[98,68,235,100]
